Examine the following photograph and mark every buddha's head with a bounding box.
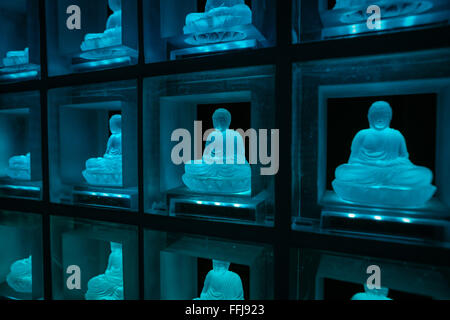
[368,101,392,131]
[108,0,121,12]
[110,242,122,252]
[205,0,245,12]
[212,108,232,132]
[110,114,122,134]
[212,260,231,274]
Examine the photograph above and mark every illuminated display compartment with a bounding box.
[144,0,276,62]
[143,66,276,225]
[48,81,138,210]
[293,0,450,42]
[144,231,273,300]
[293,49,450,240]
[291,249,450,300]
[45,0,138,76]
[0,91,42,200]
[50,216,138,300]
[0,1,40,82]
[0,211,43,300]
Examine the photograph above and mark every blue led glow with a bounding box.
[85,191,130,199]
[374,216,383,221]
[75,56,131,70]
[402,218,412,223]
[1,185,40,192]
[0,70,38,81]
[348,213,356,218]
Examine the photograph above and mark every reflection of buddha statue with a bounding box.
[81,0,122,52]
[195,260,244,300]
[332,101,436,208]
[83,115,123,187]
[333,0,433,24]
[184,0,252,45]
[351,284,392,300]
[183,108,251,194]
[6,153,31,181]
[2,48,29,67]
[85,242,124,300]
[6,256,32,294]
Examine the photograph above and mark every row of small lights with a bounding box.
[347,213,412,224]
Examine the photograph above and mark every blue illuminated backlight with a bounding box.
[0,70,38,81]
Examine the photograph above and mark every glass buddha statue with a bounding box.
[351,284,392,300]
[332,101,436,208]
[183,108,251,194]
[195,260,244,300]
[183,0,252,45]
[85,242,124,300]
[82,114,123,187]
[6,256,32,294]
[6,153,31,181]
[2,48,29,67]
[81,0,122,52]
[333,0,433,24]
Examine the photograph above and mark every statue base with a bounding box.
[332,180,436,208]
[167,24,265,60]
[167,187,267,224]
[0,63,40,82]
[71,45,137,71]
[72,186,138,210]
[0,282,33,300]
[318,191,450,242]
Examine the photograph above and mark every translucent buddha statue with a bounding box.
[2,48,29,67]
[332,101,436,208]
[83,114,123,187]
[183,108,251,194]
[6,153,31,181]
[6,256,32,294]
[183,0,252,45]
[333,0,433,24]
[195,260,244,300]
[351,284,392,301]
[85,242,124,300]
[81,0,122,52]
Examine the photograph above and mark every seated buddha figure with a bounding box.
[6,256,32,294]
[85,242,124,300]
[83,114,122,187]
[81,0,122,52]
[333,0,433,24]
[183,108,251,194]
[332,101,436,208]
[351,284,392,301]
[6,153,31,181]
[195,260,244,300]
[3,48,29,67]
[183,0,252,45]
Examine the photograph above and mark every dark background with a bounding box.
[326,94,437,190]
[197,258,250,300]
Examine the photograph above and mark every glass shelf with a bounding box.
[292,0,450,43]
[48,80,138,210]
[291,248,450,300]
[45,0,138,76]
[292,48,450,241]
[0,91,42,200]
[50,216,138,300]
[144,230,274,300]
[143,66,277,226]
[0,211,43,300]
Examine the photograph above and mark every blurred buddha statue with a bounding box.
[81,0,122,52]
[333,0,433,24]
[332,101,436,208]
[6,153,31,181]
[196,260,244,300]
[83,114,122,187]
[85,242,124,300]
[183,0,252,45]
[6,256,32,294]
[351,284,392,300]
[183,108,251,194]
[2,48,29,67]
